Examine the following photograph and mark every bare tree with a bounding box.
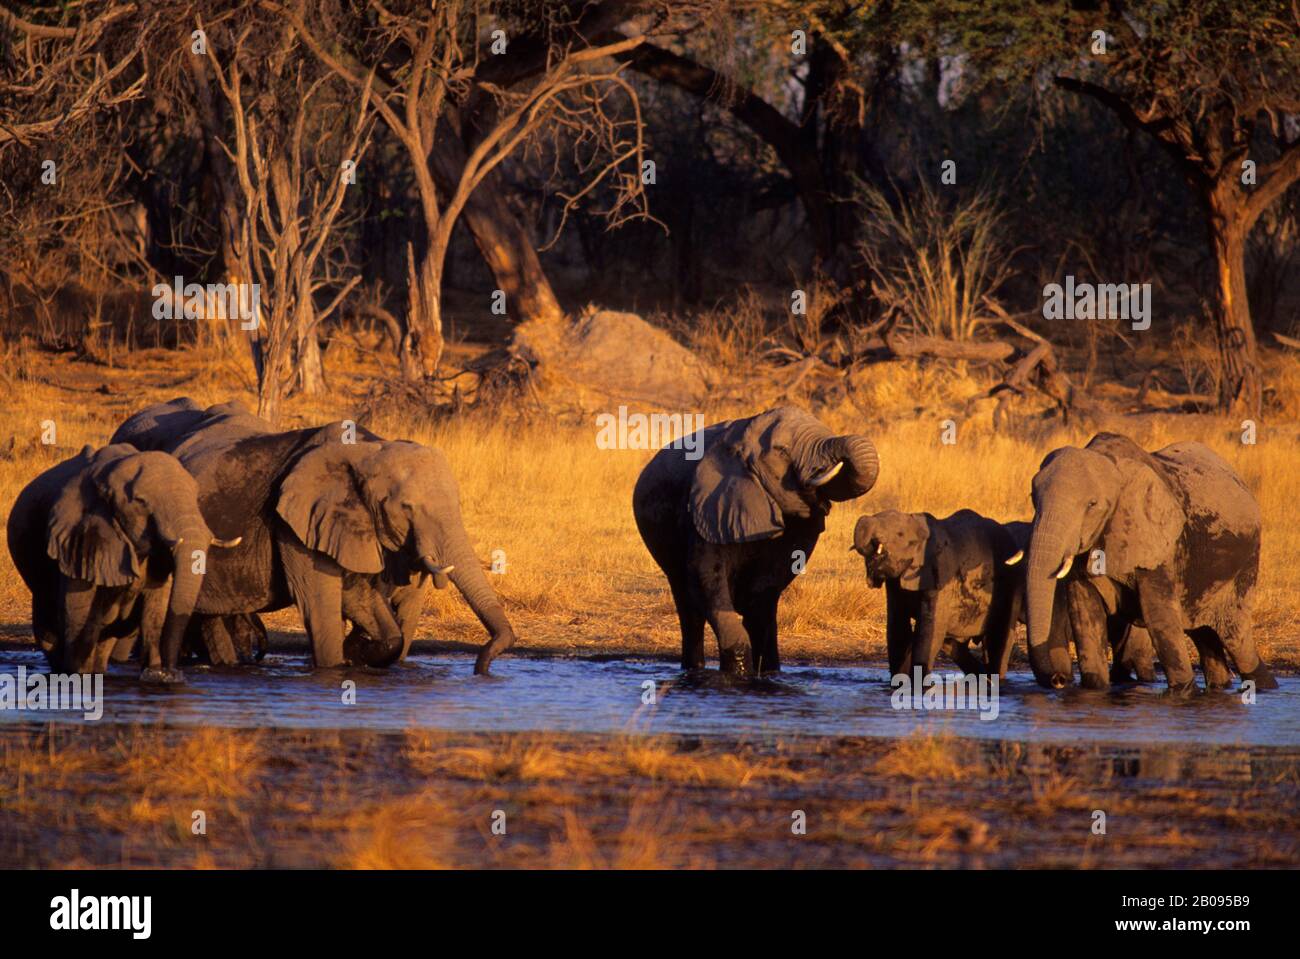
[279,0,653,380]
[202,19,372,422]
[0,3,145,152]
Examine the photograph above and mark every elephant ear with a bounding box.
[276,443,384,573]
[46,482,139,586]
[851,516,875,555]
[1106,459,1184,578]
[689,427,782,544]
[900,514,936,591]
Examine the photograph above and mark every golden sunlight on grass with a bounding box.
[402,732,804,788]
[874,730,975,781]
[1,343,1298,669]
[3,724,1297,868]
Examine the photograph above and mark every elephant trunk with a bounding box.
[814,434,880,499]
[157,520,211,678]
[437,522,516,675]
[1024,507,1075,688]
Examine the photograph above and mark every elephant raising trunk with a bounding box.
[809,434,880,501]
[634,405,881,676]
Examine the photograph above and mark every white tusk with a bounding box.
[875,542,884,555]
[1005,549,1024,566]
[1054,555,1074,579]
[212,536,242,549]
[808,460,844,487]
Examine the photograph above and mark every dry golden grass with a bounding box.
[115,726,264,799]
[403,731,804,787]
[3,723,1298,869]
[1,335,1298,671]
[873,730,975,781]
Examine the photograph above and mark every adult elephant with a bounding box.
[1022,432,1276,694]
[6,443,235,681]
[633,406,879,676]
[112,398,516,674]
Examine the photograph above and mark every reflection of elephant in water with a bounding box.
[634,406,879,677]
[1023,432,1276,693]
[6,444,237,681]
[112,398,516,673]
[854,509,1158,685]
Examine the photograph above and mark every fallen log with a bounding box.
[883,330,1016,363]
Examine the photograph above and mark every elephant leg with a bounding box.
[1216,616,1277,690]
[393,579,429,661]
[1065,581,1109,690]
[912,590,953,675]
[1135,571,1196,692]
[340,580,405,668]
[947,639,983,675]
[110,629,139,664]
[60,581,111,674]
[1185,627,1233,689]
[248,613,269,661]
[1111,621,1157,684]
[983,584,1020,681]
[32,595,60,664]
[703,603,753,678]
[741,589,780,675]
[668,575,706,671]
[202,617,242,667]
[278,537,347,668]
[883,581,914,677]
[136,585,167,671]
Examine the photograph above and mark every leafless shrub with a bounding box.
[855,179,1013,341]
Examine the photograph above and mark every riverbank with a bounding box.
[2,722,1298,869]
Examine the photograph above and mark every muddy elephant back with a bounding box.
[1155,442,1260,536]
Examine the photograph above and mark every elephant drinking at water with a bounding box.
[6,443,237,681]
[1022,432,1275,693]
[112,398,517,674]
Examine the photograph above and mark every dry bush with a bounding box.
[671,286,772,371]
[855,179,1013,341]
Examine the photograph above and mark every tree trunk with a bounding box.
[428,136,563,325]
[296,304,326,396]
[1207,190,1262,417]
[401,242,443,380]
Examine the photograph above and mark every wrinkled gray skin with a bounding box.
[852,509,1024,677]
[6,443,229,681]
[854,509,1157,684]
[634,406,879,677]
[112,398,516,674]
[1024,432,1276,694]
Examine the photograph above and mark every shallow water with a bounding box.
[3,649,1298,747]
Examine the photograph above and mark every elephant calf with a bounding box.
[6,443,238,681]
[854,509,1158,684]
[634,406,879,677]
[852,509,1024,677]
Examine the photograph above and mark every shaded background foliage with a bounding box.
[0,0,1296,413]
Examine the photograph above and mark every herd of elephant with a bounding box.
[5,399,1279,697]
